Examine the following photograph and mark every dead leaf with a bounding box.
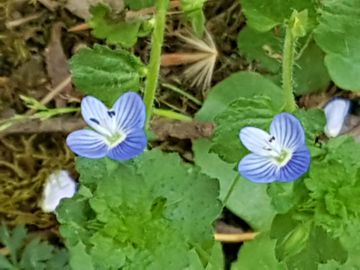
[44,22,72,107]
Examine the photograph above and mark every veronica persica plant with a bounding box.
[238,113,310,183]
[67,92,147,160]
[324,97,351,138]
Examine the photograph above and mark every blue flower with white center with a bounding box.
[66,92,147,160]
[238,113,311,183]
[324,97,351,138]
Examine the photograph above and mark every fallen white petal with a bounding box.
[324,98,351,137]
[40,170,76,213]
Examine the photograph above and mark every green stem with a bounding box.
[222,175,241,207]
[153,108,192,122]
[143,0,170,129]
[162,83,202,105]
[282,23,297,112]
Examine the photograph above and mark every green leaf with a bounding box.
[20,238,54,270]
[0,255,12,269]
[237,26,282,73]
[267,181,309,214]
[193,139,237,201]
[0,225,69,270]
[314,0,360,91]
[232,233,286,270]
[268,136,360,269]
[70,45,145,106]
[89,4,141,48]
[226,176,276,231]
[205,242,224,270]
[293,108,326,145]
[196,71,283,121]
[240,0,317,32]
[237,27,330,95]
[271,215,347,270]
[58,150,221,270]
[46,249,70,270]
[293,41,330,95]
[193,139,276,231]
[124,0,155,10]
[0,224,27,264]
[181,0,206,36]
[338,221,360,269]
[211,96,279,163]
[69,241,94,270]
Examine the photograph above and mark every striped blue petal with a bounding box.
[238,154,278,183]
[240,127,281,156]
[324,97,350,137]
[270,113,305,151]
[66,129,108,159]
[107,129,147,161]
[81,96,115,136]
[276,144,311,182]
[112,92,146,132]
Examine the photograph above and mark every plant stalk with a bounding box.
[143,0,170,129]
[222,175,241,207]
[282,23,297,112]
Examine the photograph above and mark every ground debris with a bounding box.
[45,22,72,107]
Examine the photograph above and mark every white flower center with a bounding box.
[106,131,126,148]
[273,148,293,167]
[262,136,293,167]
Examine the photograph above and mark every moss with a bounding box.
[0,133,76,229]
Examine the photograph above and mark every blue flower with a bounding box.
[238,113,310,183]
[324,97,351,138]
[67,92,147,160]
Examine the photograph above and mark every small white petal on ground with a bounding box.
[40,170,76,213]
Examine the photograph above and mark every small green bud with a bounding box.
[289,9,308,38]
[278,222,311,259]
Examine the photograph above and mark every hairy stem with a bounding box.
[143,0,170,129]
[282,23,297,112]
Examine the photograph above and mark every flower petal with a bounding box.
[66,129,108,159]
[270,113,305,150]
[324,98,350,137]
[238,153,278,183]
[240,127,281,156]
[107,129,147,160]
[81,96,115,136]
[112,92,146,132]
[40,170,77,213]
[276,145,311,182]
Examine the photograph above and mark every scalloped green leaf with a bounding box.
[70,45,145,106]
[57,150,221,270]
[211,96,279,164]
[314,0,360,91]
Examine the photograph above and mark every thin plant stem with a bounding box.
[153,108,192,122]
[143,0,170,129]
[162,83,202,105]
[282,23,297,112]
[0,107,80,132]
[222,175,241,207]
